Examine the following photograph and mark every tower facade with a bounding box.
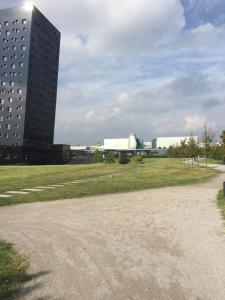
[0,4,60,147]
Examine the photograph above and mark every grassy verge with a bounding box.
[0,158,217,206]
[0,240,29,299]
[200,159,222,165]
[217,189,225,221]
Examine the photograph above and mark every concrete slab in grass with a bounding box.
[0,194,12,198]
[36,186,56,189]
[7,191,29,195]
[22,189,44,192]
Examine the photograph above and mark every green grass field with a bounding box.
[0,158,217,206]
[217,189,225,221]
[0,240,29,299]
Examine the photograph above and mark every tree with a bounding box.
[186,135,199,166]
[220,130,225,164]
[202,125,215,167]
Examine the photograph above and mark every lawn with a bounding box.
[217,189,225,221]
[0,158,217,206]
[0,240,29,299]
[199,158,223,165]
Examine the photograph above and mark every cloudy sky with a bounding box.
[2,0,225,144]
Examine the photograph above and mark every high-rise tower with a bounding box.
[0,4,60,147]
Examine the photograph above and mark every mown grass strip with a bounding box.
[217,189,225,221]
[0,240,29,299]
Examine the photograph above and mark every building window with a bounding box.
[0,99,4,104]
[12,46,16,50]
[22,19,27,25]
[17,89,22,94]
[7,107,12,112]
[19,62,24,67]
[6,124,10,130]
[21,45,26,51]
[0,116,3,121]
[5,134,8,138]
[0,106,3,111]
[6,30,10,36]
[10,81,15,86]
[11,64,16,69]
[2,56,7,61]
[8,97,12,102]
[4,21,9,26]
[1,81,6,86]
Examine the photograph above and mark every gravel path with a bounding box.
[0,165,225,300]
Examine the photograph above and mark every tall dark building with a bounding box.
[0,4,60,147]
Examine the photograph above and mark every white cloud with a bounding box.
[34,0,185,61]
[183,114,216,132]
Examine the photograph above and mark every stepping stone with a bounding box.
[36,186,55,189]
[7,191,29,195]
[22,188,44,192]
[0,194,12,198]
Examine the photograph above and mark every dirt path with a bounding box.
[0,166,225,300]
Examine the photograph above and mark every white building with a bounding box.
[153,136,198,149]
[104,133,137,150]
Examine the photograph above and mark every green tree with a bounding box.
[202,125,215,167]
[220,130,225,164]
[187,135,199,166]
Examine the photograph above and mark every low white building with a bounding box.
[104,133,137,151]
[153,136,198,149]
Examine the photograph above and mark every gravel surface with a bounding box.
[0,165,225,300]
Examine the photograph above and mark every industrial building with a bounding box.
[104,133,139,151]
[0,4,64,164]
[152,136,198,149]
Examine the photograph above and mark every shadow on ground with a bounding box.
[2,270,50,300]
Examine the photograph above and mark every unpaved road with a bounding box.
[0,166,225,300]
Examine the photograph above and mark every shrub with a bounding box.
[92,150,103,163]
[131,155,143,163]
[105,152,115,164]
[119,155,130,164]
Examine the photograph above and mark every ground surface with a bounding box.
[0,159,217,205]
[0,164,225,300]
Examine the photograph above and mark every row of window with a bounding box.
[0,105,23,112]
[2,36,25,43]
[0,115,21,121]
[0,133,20,138]
[0,62,24,69]
[0,19,27,27]
[0,97,23,104]
[1,28,27,36]
[0,123,19,129]
[1,71,23,77]
[0,88,23,95]
[1,81,22,87]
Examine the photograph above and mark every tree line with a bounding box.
[167,128,225,166]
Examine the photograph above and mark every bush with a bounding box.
[119,155,130,164]
[105,152,115,164]
[92,150,103,163]
[131,155,143,163]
